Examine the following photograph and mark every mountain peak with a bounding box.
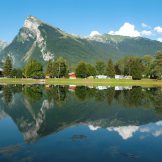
[24,16,42,29]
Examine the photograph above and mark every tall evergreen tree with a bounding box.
[154,51,162,79]
[114,63,122,75]
[95,61,106,75]
[106,59,115,77]
[130,58,143,80]
[3,56,12,77]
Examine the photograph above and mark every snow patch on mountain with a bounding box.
[0,40,8,51]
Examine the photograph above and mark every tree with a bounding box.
[23,59,43,78]
[46,57,68,78]
[106,59,115,77]
[76,61,87,78]
[142,55,154,78]
[154,51,162,79]
[86,64,96,76]
[46,60,53,77]
[3,56,12,77]
[95,61,106,75]
[11,68,23,78]
[114,63,121,75]
[3,85,13,105]
[130,58,143,80]
[53,57,68,78]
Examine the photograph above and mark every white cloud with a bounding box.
[89,31,101,37]
[141,30,152,36]
[152,129,162,137]
[88,125,100,131]
[157,38,162,42]
[108,22,141,37]
[154,26,162,33]
[156,121,162,126]
[141,23,151,29]
[108,126,139,140]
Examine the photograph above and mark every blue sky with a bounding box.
[0,0,162,42]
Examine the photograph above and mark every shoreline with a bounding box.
[0,78,162,87]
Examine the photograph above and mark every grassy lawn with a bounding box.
[0,78,162,86]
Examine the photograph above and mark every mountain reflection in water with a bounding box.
[0,84,162,142]
[0,84,162,162]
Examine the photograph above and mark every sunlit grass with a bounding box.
[0,78,162,86]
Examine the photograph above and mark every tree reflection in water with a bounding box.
[0,84,162,142]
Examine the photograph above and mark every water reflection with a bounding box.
[0,84,162,143]
[88,121,162,140]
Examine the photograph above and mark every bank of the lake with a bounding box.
[0,78,162,86]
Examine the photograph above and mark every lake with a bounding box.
[0,84,162,162]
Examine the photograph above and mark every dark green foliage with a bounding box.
[46,57,68,78]
[3,56,12,77]
[23,86,43,103]
[23,59,44,78]
[75,61,88,78]
[3,85,13,105]
[114,63,122,75]
[95,90,106,102]
[106,59,115,77]
[141,55,154,77]
[75,86,88,101]
[46,60,53,77]
[95,61,106,75]
[130,58,143,80]
[86,64,96,76]
[53,57,68,78]
[154,51,162,79]
[106,87,115,105]
[11,68,23,78]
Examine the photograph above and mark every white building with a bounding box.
[96,75,107,79]
[115,75,124,79]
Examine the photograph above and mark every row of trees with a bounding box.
[76,59,115,78]
[2,85,162,112]
[75,51,162,80]
[3,56,68,78]
[2,51,162,80]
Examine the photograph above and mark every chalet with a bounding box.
[0,68,3,77]
[69,72,76,79]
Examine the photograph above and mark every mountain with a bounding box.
[1,16,162,67]
[0,40,7,53]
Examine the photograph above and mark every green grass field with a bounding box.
[0,78,162,87]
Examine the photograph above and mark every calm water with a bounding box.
[0,85,162,162]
